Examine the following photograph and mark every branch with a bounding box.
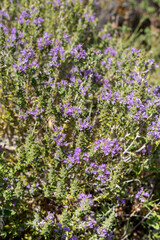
[121,202,160,240]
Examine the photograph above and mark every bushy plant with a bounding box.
[0,0,160,239]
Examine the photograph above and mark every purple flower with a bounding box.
[60,103,81,118]
[12,202,16,207]
[57,222,62,230]
[104,47,117,57]
[131,47,140,55]
[135,187,144,199]
[11,27,16,34]
[121,199,126,205]
[70,237,78,240]
[96,173,109,183]
[94,138,122,156]
[64,32,71,43]
[92,72,102,83]
[53,0,62,7]
[26,184,31,189]
[0,145,3,153]
[19,112,23,119]
[45,212,55,220]
[70,44,86,59]
[94,0,99,5]
[78,193,93,209]
[63,226,70,232]
[38,219,45,227]
[62,234,66,239]
[0,11,9,20]
[101,88,112,102]
[84,12,95,22]
[33,17,44,27]
[19,31,24,38]
[147,116,160,140]
[77,118,92,130]
[100,34,107,40]
[143,192,149,198]
[67,148,82,164]
[97,228,113,239]
[52,128,67,147]
[82,153,89,161]
[87,219,97,229]
[101,60,105,66]
[97,227,108,237]
[153,86,160,98]
[107,33,112,40]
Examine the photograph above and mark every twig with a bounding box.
[121,202,160,240]
[122,133,139,155]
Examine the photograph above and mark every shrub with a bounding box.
[0,0,160,239]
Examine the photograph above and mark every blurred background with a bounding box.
[95,0,160,86]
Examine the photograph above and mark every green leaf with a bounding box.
[151,222,160,230]
[0,209,12,217]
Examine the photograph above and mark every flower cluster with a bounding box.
[78,193,93,210]
[52,126,68,146]
[19,107,44,120]
[135,187,150,202]
[94,138,122,157]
